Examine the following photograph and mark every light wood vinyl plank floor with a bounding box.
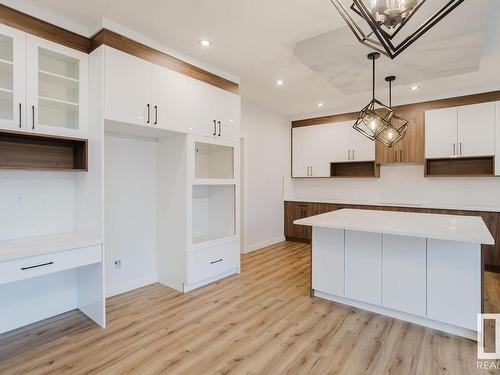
[0,241,499,374]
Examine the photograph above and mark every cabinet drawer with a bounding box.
[187,242,240,285]
[0,245,102,285]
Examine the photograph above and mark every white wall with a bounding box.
[104,132,158,296]
[287,164,500,211]
[241,98,290,252]
[0,171,76,240]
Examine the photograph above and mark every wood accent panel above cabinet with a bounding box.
[292,91,500,128]
[89,29,239,94]
[0,5,90,52]
[0,5,239,94]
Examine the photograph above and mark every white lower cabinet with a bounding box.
[186,241,240,287]
[345,230,382,305]
[427,239,481,330]
[311,227,344,296]
[382,234,426,316]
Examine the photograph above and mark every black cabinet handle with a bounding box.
[31,105,35,130]
[18,103,21,128]
[154,105,158,125]
[146,104,150,124]
[218,121,221,137]
[21,261,54,271]
[210,258,223,264]
[213,120,217,136]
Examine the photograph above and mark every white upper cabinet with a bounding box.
[425,107,457,158]
[151,64,188,133]
[330,121,352,162]
[0,24,25,132]
[496,102,500,176]
[292,125,330,177]
[105,47,151,127]
[330,121,375,162]
[188,79,241,141]
[425,103,495,159]
[457,102,495,157]
[26,36,88,138]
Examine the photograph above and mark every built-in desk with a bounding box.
[296,209,495,340]
[0,232,105,334]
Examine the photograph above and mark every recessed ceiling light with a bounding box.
[318,102,324,107]
[410,85,419,91]
[199,39,212,47]
[276,80,285,86]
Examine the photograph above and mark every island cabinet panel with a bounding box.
[427,239,481,330]
[311,227,344,296]
[345,230,382,306]
[382,234,427,317]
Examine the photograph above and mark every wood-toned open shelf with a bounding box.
[425,156,494,177]
[0,130,88,171]
[330,161,380,178]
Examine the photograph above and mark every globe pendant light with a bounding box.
[353,52,393,141]
[375,75,408,148]
[330,0,464,59]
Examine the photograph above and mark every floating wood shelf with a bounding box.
[0,130,88,171]
[425,156,494,177]
[330,161,380,178]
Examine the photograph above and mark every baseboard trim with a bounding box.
[242,236,286,254]
[106,274,158,298]
[285,236,311,244]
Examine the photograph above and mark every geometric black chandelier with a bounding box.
[352,52,394,143]
[330,0,465,59]
[376,75,408,147]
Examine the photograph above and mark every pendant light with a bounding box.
[330,0,464,59]
[375,76,409,148]
[352,52,393,141]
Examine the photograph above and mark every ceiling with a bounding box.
[10,0,500,119]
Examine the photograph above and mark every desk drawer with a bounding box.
[187,242,239,285]
[0,245,102,285]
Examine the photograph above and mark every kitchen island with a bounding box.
[295,209,494,339]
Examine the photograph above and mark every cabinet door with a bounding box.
[217,89,241,141]
[382,234,426,316]
[308,125,331,177]
[312,227,344,296]
[458,102,495,157]
[105,47,151,127]
[427,239,481,330]
[188,79,218,137]
[292,127,310,177]
[330,121,352,162]
[425,107,457,158]
[26,35,88,138]
[345,230,382,305]
[151,64,188,133]
[496,102,500,176]
[351,127,375,161]
[0,24,25,132]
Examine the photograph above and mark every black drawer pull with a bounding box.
[21,261,54,271]
[210,258,223,264]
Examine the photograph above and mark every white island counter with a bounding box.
[295,209,494,339]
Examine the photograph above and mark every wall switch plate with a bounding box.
[114,260,122,270]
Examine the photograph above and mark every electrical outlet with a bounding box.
[114,260,122,270]
[14,194,24,208]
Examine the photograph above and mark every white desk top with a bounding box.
[0,232,102,262]
[294,209,494,245]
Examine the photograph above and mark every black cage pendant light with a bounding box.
[330,0,464,59]
[353,52,393,141]
[375,76,408,147]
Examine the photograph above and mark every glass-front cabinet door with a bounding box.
[26,35,88,138]
[0,25,25,132]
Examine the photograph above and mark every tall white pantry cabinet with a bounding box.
[92,45,241,294]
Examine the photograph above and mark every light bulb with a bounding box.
[369,120,377,130]
[388,131,394,139]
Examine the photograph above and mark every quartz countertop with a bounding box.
[294,208,495,245]
[0,232,103,262]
